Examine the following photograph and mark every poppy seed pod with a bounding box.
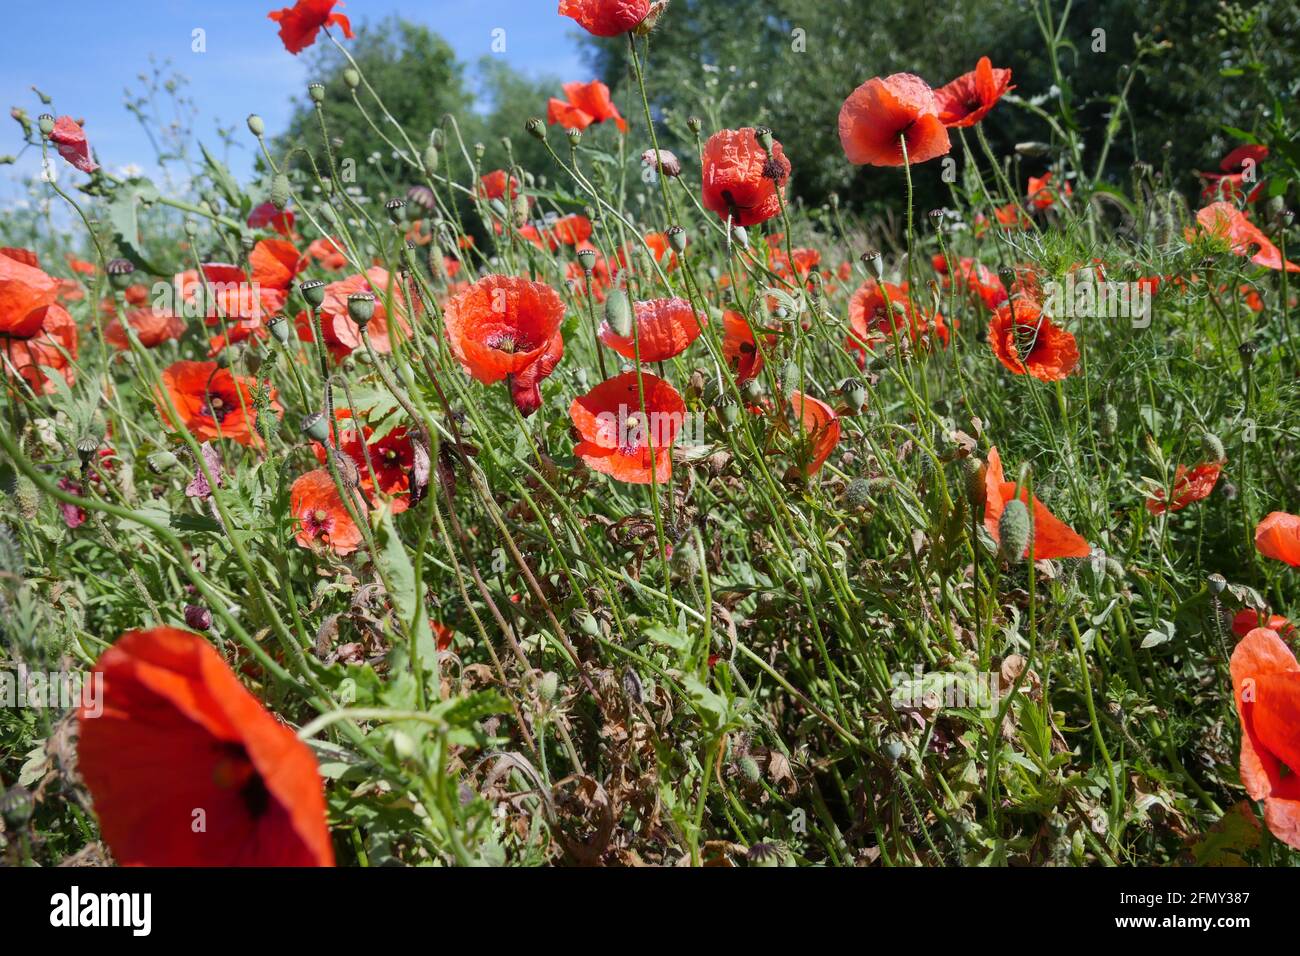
[76,435,100,465]
[308,82,326,104]
[605,289,633,337]
[385,197,407,224]
[525,117,546,141]
[1207,572,1227,596]
[841,378,867,413]
[38,113,55,137]
[577,247,598,273]
[299,279,327,309]
[270,173,291,210]
[1015,141,1054,158]
[301,411,330,443]
[246,114,265,137]
[342,67,360,90]
[184,604,213,632]
[147,450,180,474]
[347,291,376,327]
[266,314,291,345]
[861,249,883,280]
[720,400,741,426]
[748,842,784,868]
[997,497,1031,562]
[686,115,702,135]
[666,225,687,253]
[105,257,136,291]
[406,184,435,211]
[566,127,582,148]
[754,126,774,153]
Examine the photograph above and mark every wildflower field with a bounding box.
[2,0,1300,870]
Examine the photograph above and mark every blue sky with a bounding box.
[1,0,585,201]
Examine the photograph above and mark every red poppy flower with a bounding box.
[248,202,296,237]
[1146,461,1223,515]
[307,236,347,270]
[291,468,366,555]
[847,280,948,354]
[1256,512,1300,566]
[48,116,98,173]
[1232,610,1294,639]
[3,303,77,395]
[0,250,61,339]
[934,57,1013,128]
[934,254,1008,310]
[78,627,333,866]
[992,203,1032,231]
[509,330,564,418]
[547,214,593,247]
[432,621,454,652]
[722,310,771,385]
[839,73,951,167]
[296,267,413,360]
[547,80,628,135]
[312,409,416,513]
[988,298,1078,381]
[157,360,279,445]
[569,371,685,484]
[1230,626,1300,849]
[105,307,186,351]
[700,127,791,228]
[789,392,841,476]
[1200,145,1267,203]
[442,274,566,384]
[599,296,705,362]
[558,0,651,37]
[983,446,1090,559]
[268,0,353,54]
[1027,172,1072,210]
[1195,202,1299,272]
[478,170,522,202]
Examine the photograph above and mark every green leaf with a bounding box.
[106,178,165,275]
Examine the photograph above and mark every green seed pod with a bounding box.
[841,378,867,413]
[997,497,1031,561]
[342,67,360,90]
[301,411,330,443]
[742,377,764,402]
[1201,430,1225,462]
[347,292,375,327]
[246,114,265,137]
[270,173,291,210]
[384,198,406,224]
[565,127,582,148]
[105,257,136,292]
[576,247,597,273]
[720,401,741,426]
[299,279,327,310]
[308,82,326,104]
[525,117,546,141]
[666,225,687,254]
[605,289,633,337]
[266,314,291,345]
[38,114,55,137]
[147,450,180,474]
[686,116,702,135]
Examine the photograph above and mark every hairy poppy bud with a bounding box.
[105,257,136,291]
[525,117,546,141]
[577,247,597,273]
[301,411,330,443]
[347,291,376,327]
[997,498,1031,562]
[342,67,360,90]
[666,224,687,253]
[843,478,872,509]
[670,539,700,579]
[246,114,266,137]
[605,289,633,337]
[12,475,40,521]
[737,754,761,783]
[1100,404,1118,437]
[1015,141,1054,158]
[299,279,326,309]
[537,671,559,701]
[270,173,291,210]
[184,604,213,632]
[731,224,749,249]
[962,456,986,507]
[641,148,681,178]
[1201,430,1225,462]
[308,82,326,104]
[422,145,440,171]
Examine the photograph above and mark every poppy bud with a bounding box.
[147,450,180,474]
[511,193,531,227]
[301,411,330,443]
[962,456,986,507]
[781,360,801,391]
[1106,557,1126,579]
[246,114,265,137]
[731,224,749,249]
[270,173,291,210]
[641,148,681,178]
[566,127,582,148]
[843,478,872,509]
[737,754,761,784]
[670,539,700,579]
[422,144,440,171]
[1015,142,1054,158]
[861,249,883,280]
[184,604,213,632]
[266,314,291,345]
[997,498,1031,562]
[184,218,199,238]
[537,671,559,701]
[1201,430,1225,462]
[299,279,327,309]
[343,67,360,90]
[525,117,546,141]
[37,113,54,137]
[605,289,633,337]
[347,291,376,327]
[666,225,687,253]
[1100,404,1118,437]
[577,247,597,273]
[215,351,231,370]
[577,610,601,637]
[12,475,39,520]
[308,82,326,104]
[634,0,669,36]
